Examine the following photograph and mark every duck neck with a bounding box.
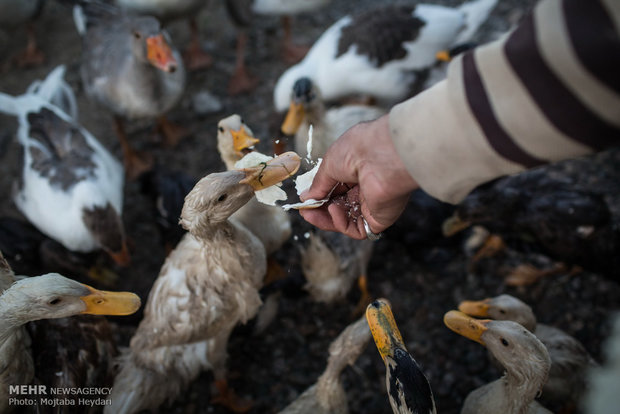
[501,365,546,413]
[0,288,32,345]
[190,219,236,241]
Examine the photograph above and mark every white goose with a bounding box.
[0,66,129,266]
[273,0,497,112]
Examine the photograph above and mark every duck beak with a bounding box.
[147,34,178,73]
[108,242,131,267]
[80,284,141,316]
[239,151,301,190]
[442,213,471,237]
[281,101,305,135]
[231,126,260,154]
[366,298,406,361]
[458,299,491,317]
[443,310,489,346]
[436,50,451,62]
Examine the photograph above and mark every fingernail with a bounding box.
[299,190,309,202]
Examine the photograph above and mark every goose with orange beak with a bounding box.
[108,152,300,414]
[366,299,436,414]
[75,2,186,179]
[443,310,552,414]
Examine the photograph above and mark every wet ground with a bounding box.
[1,0,619,413]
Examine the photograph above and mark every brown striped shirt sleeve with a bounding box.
[388,0,620,204]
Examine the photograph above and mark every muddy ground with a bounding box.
[1,0,619,413]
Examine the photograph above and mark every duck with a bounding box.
[458,294,598,411]
[217,114,293,261]
[281,77,386,161]
[224,0,331,94]
[0,250,141,414]
[441,166,620,283]
[366,299,437,414]
[114,0,212,71]
[277,315,371,414]
[443,310,552,414]
[0,65,130,268]
[300,229,374,315]
[74,1,186,180]
[0,0,45,67]
[107,153,300,414]
[273,0,498,112]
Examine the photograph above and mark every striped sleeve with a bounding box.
[388,0,620,204]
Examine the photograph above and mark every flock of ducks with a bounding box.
[0,0,617,413]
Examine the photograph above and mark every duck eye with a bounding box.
[499,309,506,314]
[133,31,142,40]
[500,338,509,346]
[49,298,62,305]
[217,194,227,202]
[218,126,224,133]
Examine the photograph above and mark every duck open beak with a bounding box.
[239,151,301,190]
[281,101,305,136]
[458,299,491,318]
[366,298,406,361]
[80,284,141,316]
[147,34,178,73]
[442,213,471,237]
[231,126,260,154]
[443,310,489,346]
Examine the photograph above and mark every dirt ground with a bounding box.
[1,0,619,413]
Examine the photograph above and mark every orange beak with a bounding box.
[147,34,178,73]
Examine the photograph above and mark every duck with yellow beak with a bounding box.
[0,250,141,413]
[107,152,301,414]
[443,310,552,414]
[366,299,437,414]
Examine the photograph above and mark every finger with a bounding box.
[328,203,366,240]
[299,207,338,232]
[300,160,339,202]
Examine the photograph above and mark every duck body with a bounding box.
[0,0,42,28]
[251,0,329,15]
[274,0,497,111]
[0,66,128,262]
[77,3,185,120]
[107,158,302,413]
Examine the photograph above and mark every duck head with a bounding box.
[281,77,321,136]
[444,310,550,392]
[180,152,300,233]
[131,16,178,73]
[458,294,537,332]
[217,114,260,168]
[2,273,141,323]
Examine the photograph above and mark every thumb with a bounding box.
[300,159,340,202]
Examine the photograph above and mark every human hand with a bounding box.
[299,115,419,240]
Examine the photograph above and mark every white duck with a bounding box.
[280,76,385,161]
[0,250,141,414]
[277,315,371,414]
[444,310,553,414]
[0,66,129,267]
[107,153,300,414]
[458,294,598,411]
[273,0,497,112]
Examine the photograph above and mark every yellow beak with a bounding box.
[366,298,406,361]
[281,101,305,136]
[443,310,489,346]
[231,126,260,154]
[458,299,491,318]
[80,284,141,316]
[238,151,301,190]
[436,50,451,62]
